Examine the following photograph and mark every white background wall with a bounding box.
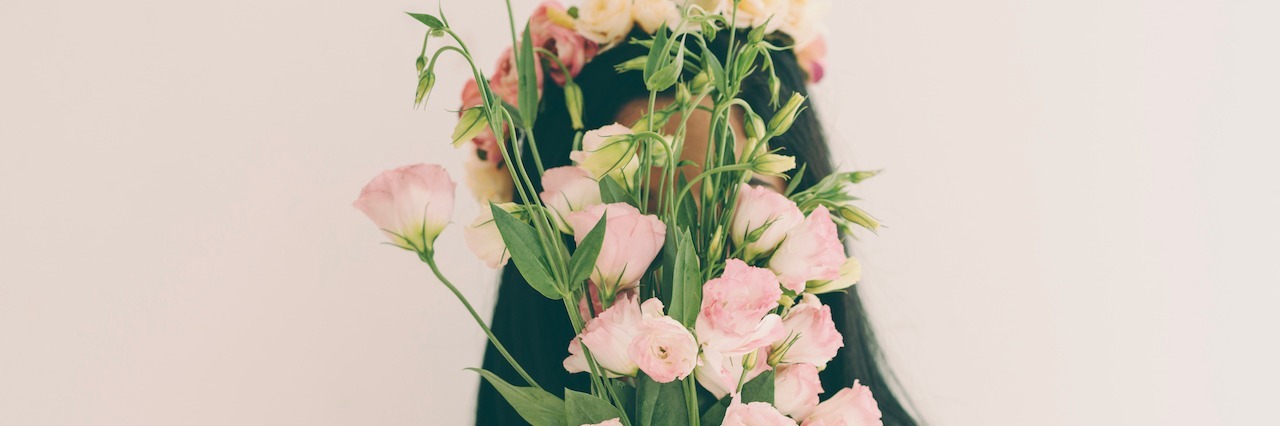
[2,0,1277,425]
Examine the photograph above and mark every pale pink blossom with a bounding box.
[530,1,600,85]
[695,347,771,399]
[723,395,798,426]
[800,381,883,426]
[540,166,603,233]
[629,299,699,383]
[796,35,828,83]
[775,363,823,418]
[566,203,666,295]
[565,293,644,377]
[489,47,545,108]
[353,164,455,253]
[570,123,639,181]
[732,183,804,260]
[773,294,844,368]
[462,203,514,268]
[768,206,845,292]
[584,419,624,426]
[697,259,787,356]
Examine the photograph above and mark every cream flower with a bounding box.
[780,0,829,49]
[730,0,790,33]
[633,0,681,34]
[577,0,634,45]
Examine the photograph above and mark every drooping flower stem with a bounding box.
[425,256,540,390]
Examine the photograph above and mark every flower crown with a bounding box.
[451,0,830,202]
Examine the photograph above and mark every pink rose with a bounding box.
[629,299,699,383]
[800,381,883,426]
[697,259,787,356]
[459,79,501,165]
[353,164,455,253]
[732,183,804,261]
[723,395,798,426]
[695,347,771,399]
[768,206,845,292]
[584,419,623,426]
[530,1,600,86]
[565,203,666,295]
[461,203,513,268]
[773,294,844,368]
[775,363,823,418]
[488,47,544,107]
[566,293,644,377]
[539,166,603,233]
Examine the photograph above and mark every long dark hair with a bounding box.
[476,29,919,426]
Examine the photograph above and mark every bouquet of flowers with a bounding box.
[355,1,884,424]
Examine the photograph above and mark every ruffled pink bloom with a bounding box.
[800,381,883,426]
[539,166,603,233]
[774,294,844,368]
[732,183,805,260]
[353,164,455,253]
[583,419,623,426]
[565,293,644,377]
[530,1,600,86]
[697,259,787,356]
[723,396,798,426]
[566,203,666,294]
[629,299,699,383]
[459,79,501,165]
[489,47,545,107]
[768,206,845,292]
[796,35,828,83]
[695,347,772,399]
[775,363,823,418]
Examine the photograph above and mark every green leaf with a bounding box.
[598,177,638,207]
[699,398,729,425]
[564,390,623,426]
[468,368,566,426]
[518,24,540,126]
[568,212,607,287]
[491,204,563,300]
[699,371,775,424]
[636,374,690,426]
[405,12,445,29]
[643,26,670,84]
[668,230,701,327]
[701,47,727,96]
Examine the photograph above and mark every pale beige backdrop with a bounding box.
[2,0,1278,425]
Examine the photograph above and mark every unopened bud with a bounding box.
[708,225,726,259]
[415,55,426,74]
[614,56,649,73]
[806,257,863,294]
[691,70,714,93]
[751,154,796,177]
[451,107,489,148]
[838,205,881,232]
[767,93,806,136]
[676,84,692,107]
[564,82,585,130]
[415,71,436,106]
[851,170,881,183]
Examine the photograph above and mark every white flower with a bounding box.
[729,0,790,33]
[780,0,829,48]
[577,0,635,45]
[633,0,681,34]
[462,203,516,268]
[463,152,514,203]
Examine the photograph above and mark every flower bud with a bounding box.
[614,56,649,73]
[675,83,692,107]
[415,70,436,106]
[690,69,714,93]
[750,154,796,177]
[564,82,585,130]
[767,92,806,136]
[851,169,881,183]
[451,107,490,148]
[838,205,881,232]
[806,256,863,294]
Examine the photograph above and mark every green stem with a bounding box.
[425,256,540,390]
[684,377,701,426]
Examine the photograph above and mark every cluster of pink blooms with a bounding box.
[351,156,878,425]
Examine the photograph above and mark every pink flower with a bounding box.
[353,164,455,253]
[462,203,513,268]
[723,396,798,426]
[530,1,600,86]
[570,123,638,181]
[775,363,823,418]
[584,419,623,426]
[768,206,845,292]
[565,203,666,295]
[565,293,644,377]
[800,381,883,426]
[629,299,699,383]
[796,35,828,83]
[773,294,844,368]
[695,347,772,399]
[539,166,603,233]
[697,259,787,356]
[732,183,804,261]
[488,47,544,108]
[459,79,501,165]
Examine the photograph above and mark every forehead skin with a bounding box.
[613,95,787,193]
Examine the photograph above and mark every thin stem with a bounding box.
[426,256,540,389]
